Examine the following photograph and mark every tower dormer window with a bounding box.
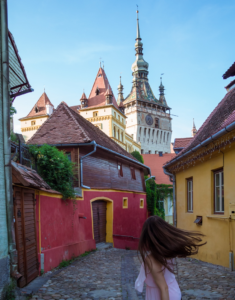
[95,87,100,95]
[35,106,39,113]
[98,74,102,77]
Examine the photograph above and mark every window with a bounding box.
[121,132,123,142]
[155,151,158,154]
[66,152,71,161]
[130,167,136,180]
[159,151,163,157]
[140,199,144,208]
[118,162,123,177]
[155,118,159,128]
[117,129,120,140]
[167,196,172,215]
[122,118,124,124]
[93,111,98,117]
[118,115,120,121]
[113,126,116,138]
[187,178,193,212]
[148,150,151,154]
[123,197,128,208]
[35,107,39,113]
[141,149,144,154]
[214,169,224,213]
[31,121,35,125]
[114,112,116,118]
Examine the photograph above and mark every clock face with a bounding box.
[145,114,153,125]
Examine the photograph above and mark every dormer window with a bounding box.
[95,87,100,95]
[35,106,39,113]
[98,74,102,77]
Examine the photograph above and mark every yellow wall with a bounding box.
[20,116,48,141]
[175,145,235,268]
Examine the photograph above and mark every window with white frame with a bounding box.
[167,196,172,215]
[187,178,193,212]
[214,169,224,213]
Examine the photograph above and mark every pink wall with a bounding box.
[36,190,146,272]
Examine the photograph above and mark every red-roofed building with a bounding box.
[163,64,235,269]
[19,92,54,141]
[27,101,150,273]
[143,153,176,223]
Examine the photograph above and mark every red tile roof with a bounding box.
[70,105,81,114]
[168,86,235,162]
[87,67,119,109]
[27,102,137,161]
[223,62,235,79]
[12,160,52,190]
[80,92,87,100]
[142,153,176,184]
[174,137,193,149]
[20,92,54,119]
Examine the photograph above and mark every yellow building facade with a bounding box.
[164,78,235,269]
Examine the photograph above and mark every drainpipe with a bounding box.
[145,175,155,183]
[163,168,176,228]
[1,0,17,276]
[80,141,97,189]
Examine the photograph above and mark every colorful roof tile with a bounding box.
[20,92,54,120]
[174,138,193,149]
[85,67,119,109]
[142,153,176,184]
[27,102,137,161]
[170,86,235,160]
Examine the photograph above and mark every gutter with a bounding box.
[38,142,151,176]
[79,141,97,189]
[164,121,235,169]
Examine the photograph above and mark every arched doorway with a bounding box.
[92,200,106,243]
[90,198,113,244]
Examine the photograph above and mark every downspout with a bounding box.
[163,167,176,228]
[80,141,97,189]
[1,0,17,276]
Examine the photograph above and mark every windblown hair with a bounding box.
[138,216,206,273]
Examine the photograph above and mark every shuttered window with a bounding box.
[187,178,193,212]
[118,162,123,177]
[214,169,224,213]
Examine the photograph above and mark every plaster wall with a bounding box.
[176,145,235,268]
[36,189,147,273]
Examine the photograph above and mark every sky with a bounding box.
[9,0,235,141]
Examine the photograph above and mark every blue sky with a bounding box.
[9,0,235,141]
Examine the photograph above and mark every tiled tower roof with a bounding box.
[20,92,54,119]
[85,67,119,109]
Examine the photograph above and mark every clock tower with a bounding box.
[121,10,172,154]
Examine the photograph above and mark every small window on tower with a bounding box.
[98,74,102,77]
[95,87,100,95]
[155,118,159,128]
[93,111,98,117]
[35,107,39,113]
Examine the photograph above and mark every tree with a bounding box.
[29,144,75,200]
[131,150,144,163]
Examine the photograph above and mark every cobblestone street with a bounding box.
[30,248,235,300]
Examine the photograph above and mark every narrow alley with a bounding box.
[25,248,235,300]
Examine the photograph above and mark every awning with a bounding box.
[8,31,33,100]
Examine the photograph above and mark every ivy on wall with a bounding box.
[131,150,144,164]
[145,178,173,219]
[29,144,75,200]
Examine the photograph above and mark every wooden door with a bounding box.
[14,187,38,287]
[92,201,106,244]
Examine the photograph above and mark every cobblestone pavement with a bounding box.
[31,248,235,300]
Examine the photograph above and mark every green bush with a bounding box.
[131,150,144,163]
[29,144,75,200]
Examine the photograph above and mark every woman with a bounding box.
[135,216,206,300]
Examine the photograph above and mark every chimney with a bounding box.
[46,104,53,115]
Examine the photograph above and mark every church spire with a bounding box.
[159,77,167,106]
[131,9,149,77]
[192,118,197,137]
[117,76,124,106]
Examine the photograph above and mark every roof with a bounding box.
[20,92,54,120]
[8,31,33,100]
[70,105,81,114]
[174,137,193,149]
[27,102,138,162]
[142,153,176,184]
[223,62,235,79]
[12,160,52,190]
[167,86,235,164]
[86,67,119,109]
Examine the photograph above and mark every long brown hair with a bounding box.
[138,216,206,273]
